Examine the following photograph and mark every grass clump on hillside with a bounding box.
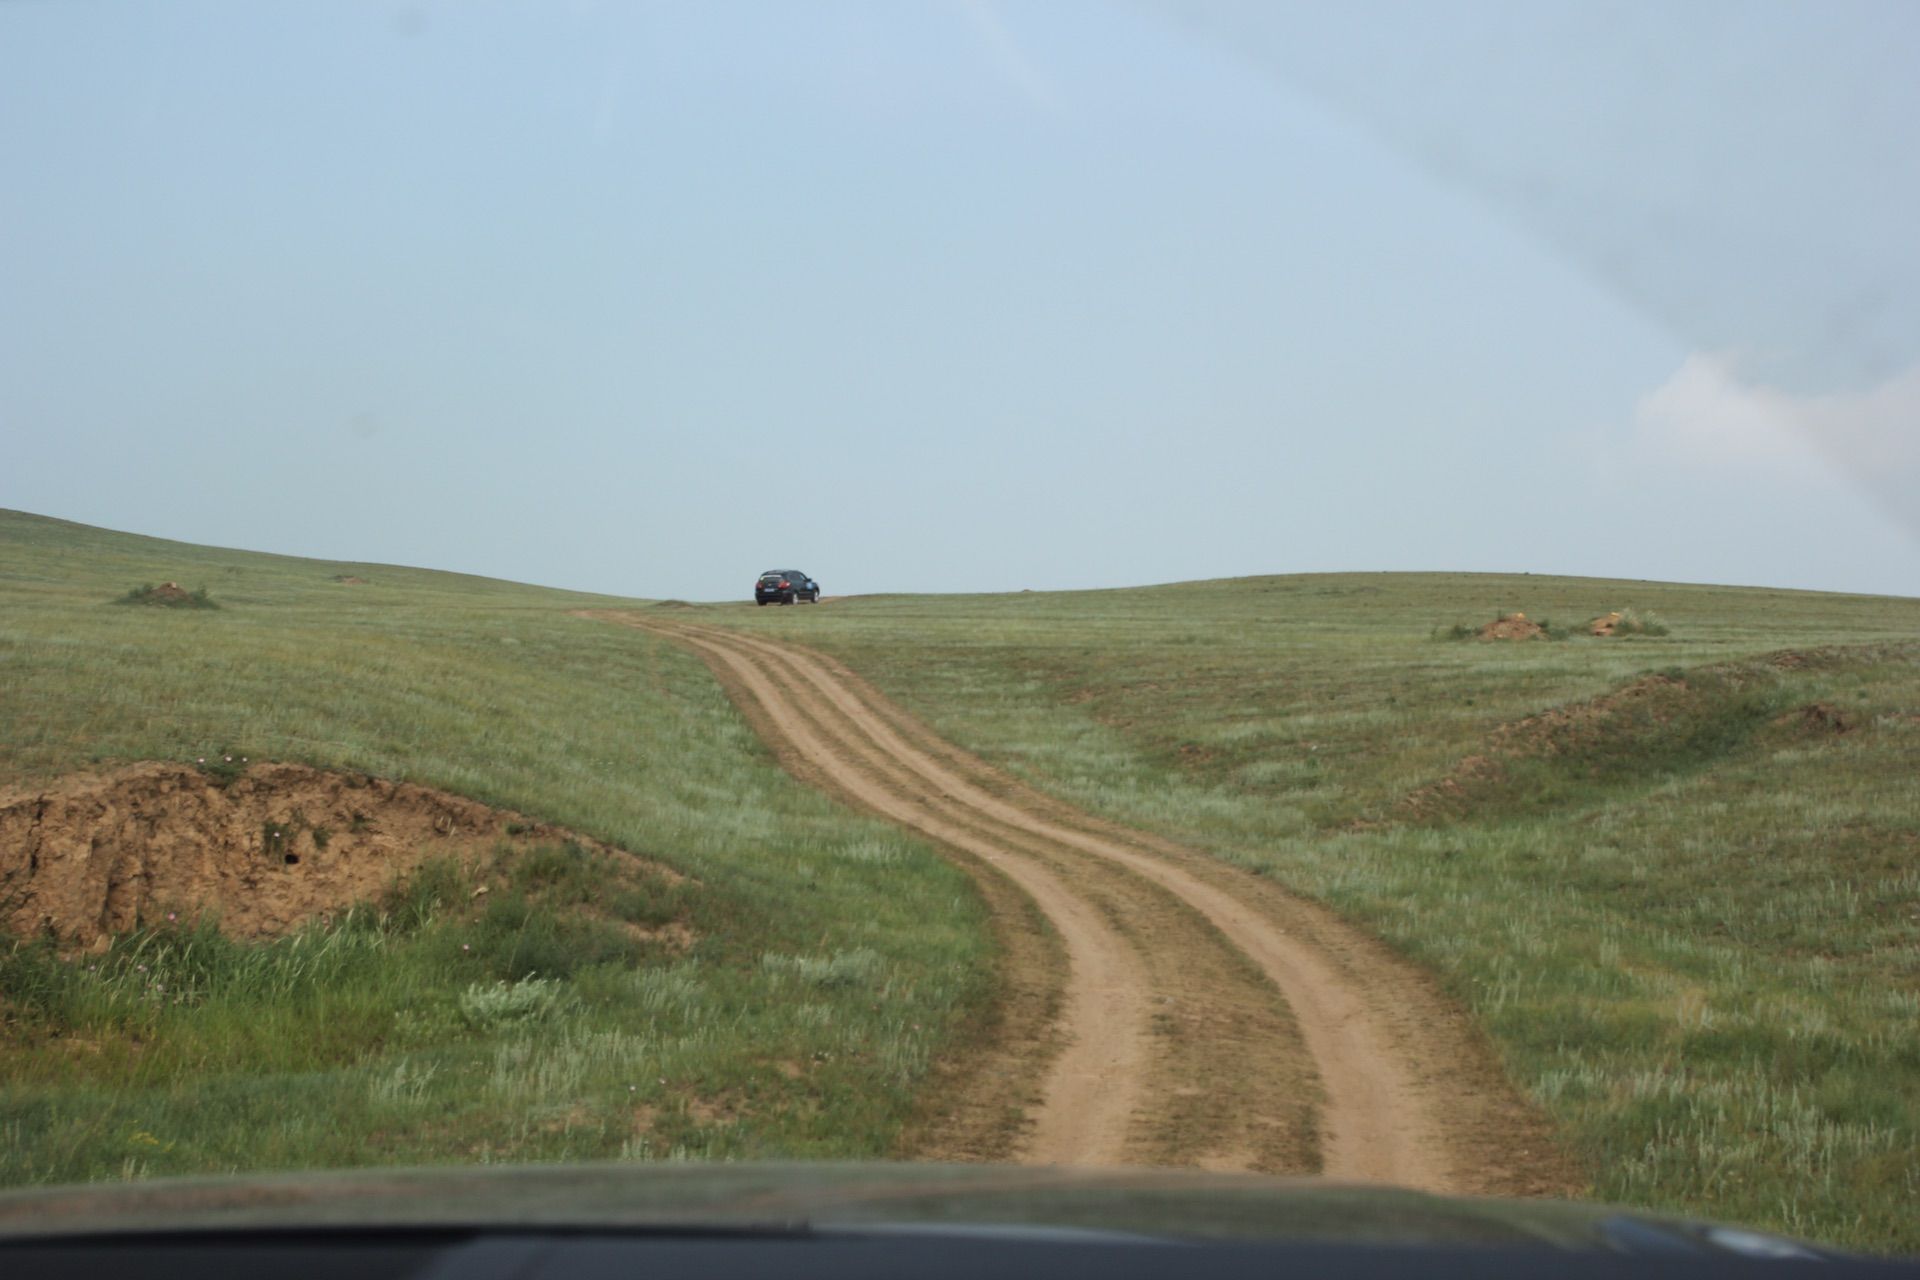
[459,975,573,1028]
[1611,608,1670,636]
[114,582,217,609]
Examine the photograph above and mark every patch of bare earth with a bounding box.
[584,610,1580,1198]
[1479,613,1546,641]
[0,762,679,948]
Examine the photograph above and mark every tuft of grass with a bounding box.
[459,975,572,1028]
[1612,608,1671,637]
[195,751,252,788]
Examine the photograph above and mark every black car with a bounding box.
[754,570,819,605]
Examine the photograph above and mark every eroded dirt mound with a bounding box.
[117,582,214,608]
[0,763,679,949]
[1394,648,1886,822]
[332,574,368,585]
[1400,672,1704,819]
[1479,613,1545,641]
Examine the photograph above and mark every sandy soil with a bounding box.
[586,612,1580,1196]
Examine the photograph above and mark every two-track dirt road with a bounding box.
[586,612,1575,1196]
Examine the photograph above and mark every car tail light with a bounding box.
[779,580,790,589]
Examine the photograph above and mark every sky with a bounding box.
[3,0,1917,600]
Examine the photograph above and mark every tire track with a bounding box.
[584,611,1578,1195]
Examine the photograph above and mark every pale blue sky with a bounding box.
[4,1,1916,598]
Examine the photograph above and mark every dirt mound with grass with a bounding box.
[0,763,680,949]
[1396,646,1908,823]
[1478,613,1546,641]
[1589,608,1669,637]
[332,574,368,585]
[1399,666,1783,821]
[115,582,215,609]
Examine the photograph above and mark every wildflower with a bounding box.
[167,912,177,922]
[197,757,205,764]
[224,755,232,763]
[461,944,470,952]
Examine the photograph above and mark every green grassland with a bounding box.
[6,509,1918,1251]
[711,576,1920,1252]
[0,511,994,1181]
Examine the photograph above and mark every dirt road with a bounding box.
[586,612,1575,1194]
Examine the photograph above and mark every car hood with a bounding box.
[0,1162,1833,1256]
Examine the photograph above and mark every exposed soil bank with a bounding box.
[0,762,669,948]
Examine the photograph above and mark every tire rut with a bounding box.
[583,611,1579,1196]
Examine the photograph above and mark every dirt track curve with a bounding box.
[585,612,1576,1195]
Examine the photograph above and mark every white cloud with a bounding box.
[1631,354,1920,535]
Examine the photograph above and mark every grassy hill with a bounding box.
[5,509,1917,1250]
[0,510,993,1177]
[712,575,1920,1251]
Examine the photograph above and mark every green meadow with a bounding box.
[720,575,1920,1252]
[5,508,1918,1251]
[0,510,993,1180]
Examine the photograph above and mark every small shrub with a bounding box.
[1613,608,1671,637]
[1431,623,1478,642]
[195,751,251,788]
[0,935,82,1026]
[467,892,642,979]
[382,859,468,933]
[458,974,570,1028]
[510,842,601,901]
